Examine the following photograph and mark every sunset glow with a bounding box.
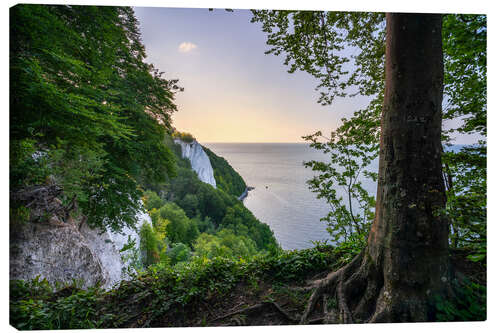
[134,7,369,143]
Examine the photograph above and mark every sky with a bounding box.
[133,7,372,143]
[134,6,484,144]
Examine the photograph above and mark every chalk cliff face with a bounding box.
[174,139,216,188]
[83,209,152,288]
[10,220,108,288]
[10,208,152,289]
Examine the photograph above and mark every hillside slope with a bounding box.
[203,146,247,197]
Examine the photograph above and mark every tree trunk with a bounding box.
[366,13,449,321]
[300,13,450,324]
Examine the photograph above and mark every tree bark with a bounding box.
[366,13,449,321]
[299,13,450,324]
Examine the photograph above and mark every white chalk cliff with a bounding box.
[82,209,152,288]
[174,139,216,188]
[10,206,152,290]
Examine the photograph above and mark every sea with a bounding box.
[204,143,378,250]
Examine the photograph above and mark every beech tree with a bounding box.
[253,12,451,322]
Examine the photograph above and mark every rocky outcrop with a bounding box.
[10,220,107,288]
[80,210,152,288]
[174,139,216,188]
[79,224,124,288]
[10,208,152,290]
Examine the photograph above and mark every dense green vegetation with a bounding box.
[9,5,281,327]
[204,146,247,197]
[10,244,485,329]
[441,14,486,263]
[10,4,180,231]
[137,135,278,269]
[9,245,350,329]
[9,5,280,326]
[9,3,277,272]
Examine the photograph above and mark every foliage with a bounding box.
[443,144,486,262]
[120,239,144,276]
[442,14,487,138]
[167,243,192,265]
[10,242,484,329]
[191,215,216,234]
[251,10,385,249]
[303,129,377,245]
[9,10,487,328]
[221,204,277,251]
[141,177,278,270]
[172,130,195,143]
[165,167,231,223]
[144,137,279,257]
[10,138,52,189]
[10,278,106,330]
[251,11,385,106]
[179,193,199,218]
[152,202,200,246]
[140,132,278,269]
[139,223,166,267]
[10,4,180,231]
[193,229,258,260]
[9,245,342,329]
[203,146,247,197]
[143,190,165,211]
[435,278,486,321]
[440,14,486,262]
[247,244,344,282]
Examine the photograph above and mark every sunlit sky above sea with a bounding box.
[134,6,481,144]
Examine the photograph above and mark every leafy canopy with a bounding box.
[10,5,181,231]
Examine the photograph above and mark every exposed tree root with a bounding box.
[270,301,300,322]
[352,274,381,319]
[298,249,389,324]
[336,270,353,324]
[298,242,457,325]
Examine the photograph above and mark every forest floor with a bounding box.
[148,248,486,327]
[152,267,329,327]
[10,246,485,329]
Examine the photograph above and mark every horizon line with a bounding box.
[199,141,311,144]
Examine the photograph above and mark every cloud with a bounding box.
[178,42,197,53]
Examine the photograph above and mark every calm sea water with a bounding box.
[204,143,377,250]
[203,143,467,250]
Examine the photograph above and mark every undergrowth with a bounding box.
[10,244,343,329]
[10,244,485,329]
[434,278,486,321]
